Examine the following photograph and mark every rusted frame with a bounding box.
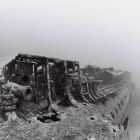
[63,60,78,107]
[15,53,61,65]
[44,59,54,111]
[3,54,82,108]
[77,64,91,103]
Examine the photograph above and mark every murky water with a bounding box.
[127,88,140,140]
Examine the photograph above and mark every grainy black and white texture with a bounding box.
[0,1,139,140]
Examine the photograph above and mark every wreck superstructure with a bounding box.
[2,54,82,107]
[0,54,133,140]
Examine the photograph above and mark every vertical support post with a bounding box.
[77,63,89,103]
[46,59,52,111]
[64,61,69,96]
[63,61,78,107]
[64,61,72,98]
[46,60,51,101]
[34,64,39,103]
[33,64,35,76]
[77,63,82,92]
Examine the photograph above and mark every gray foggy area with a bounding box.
[127,88,140,140]
[0,0,140,140]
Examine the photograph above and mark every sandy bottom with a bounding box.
[127,88,140,140]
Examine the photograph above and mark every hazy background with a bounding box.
[0,0,140,86]
[0,1,140,139]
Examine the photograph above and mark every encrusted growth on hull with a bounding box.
[0,53,133,140]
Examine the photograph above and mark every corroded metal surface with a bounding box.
[0,54,133,140]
